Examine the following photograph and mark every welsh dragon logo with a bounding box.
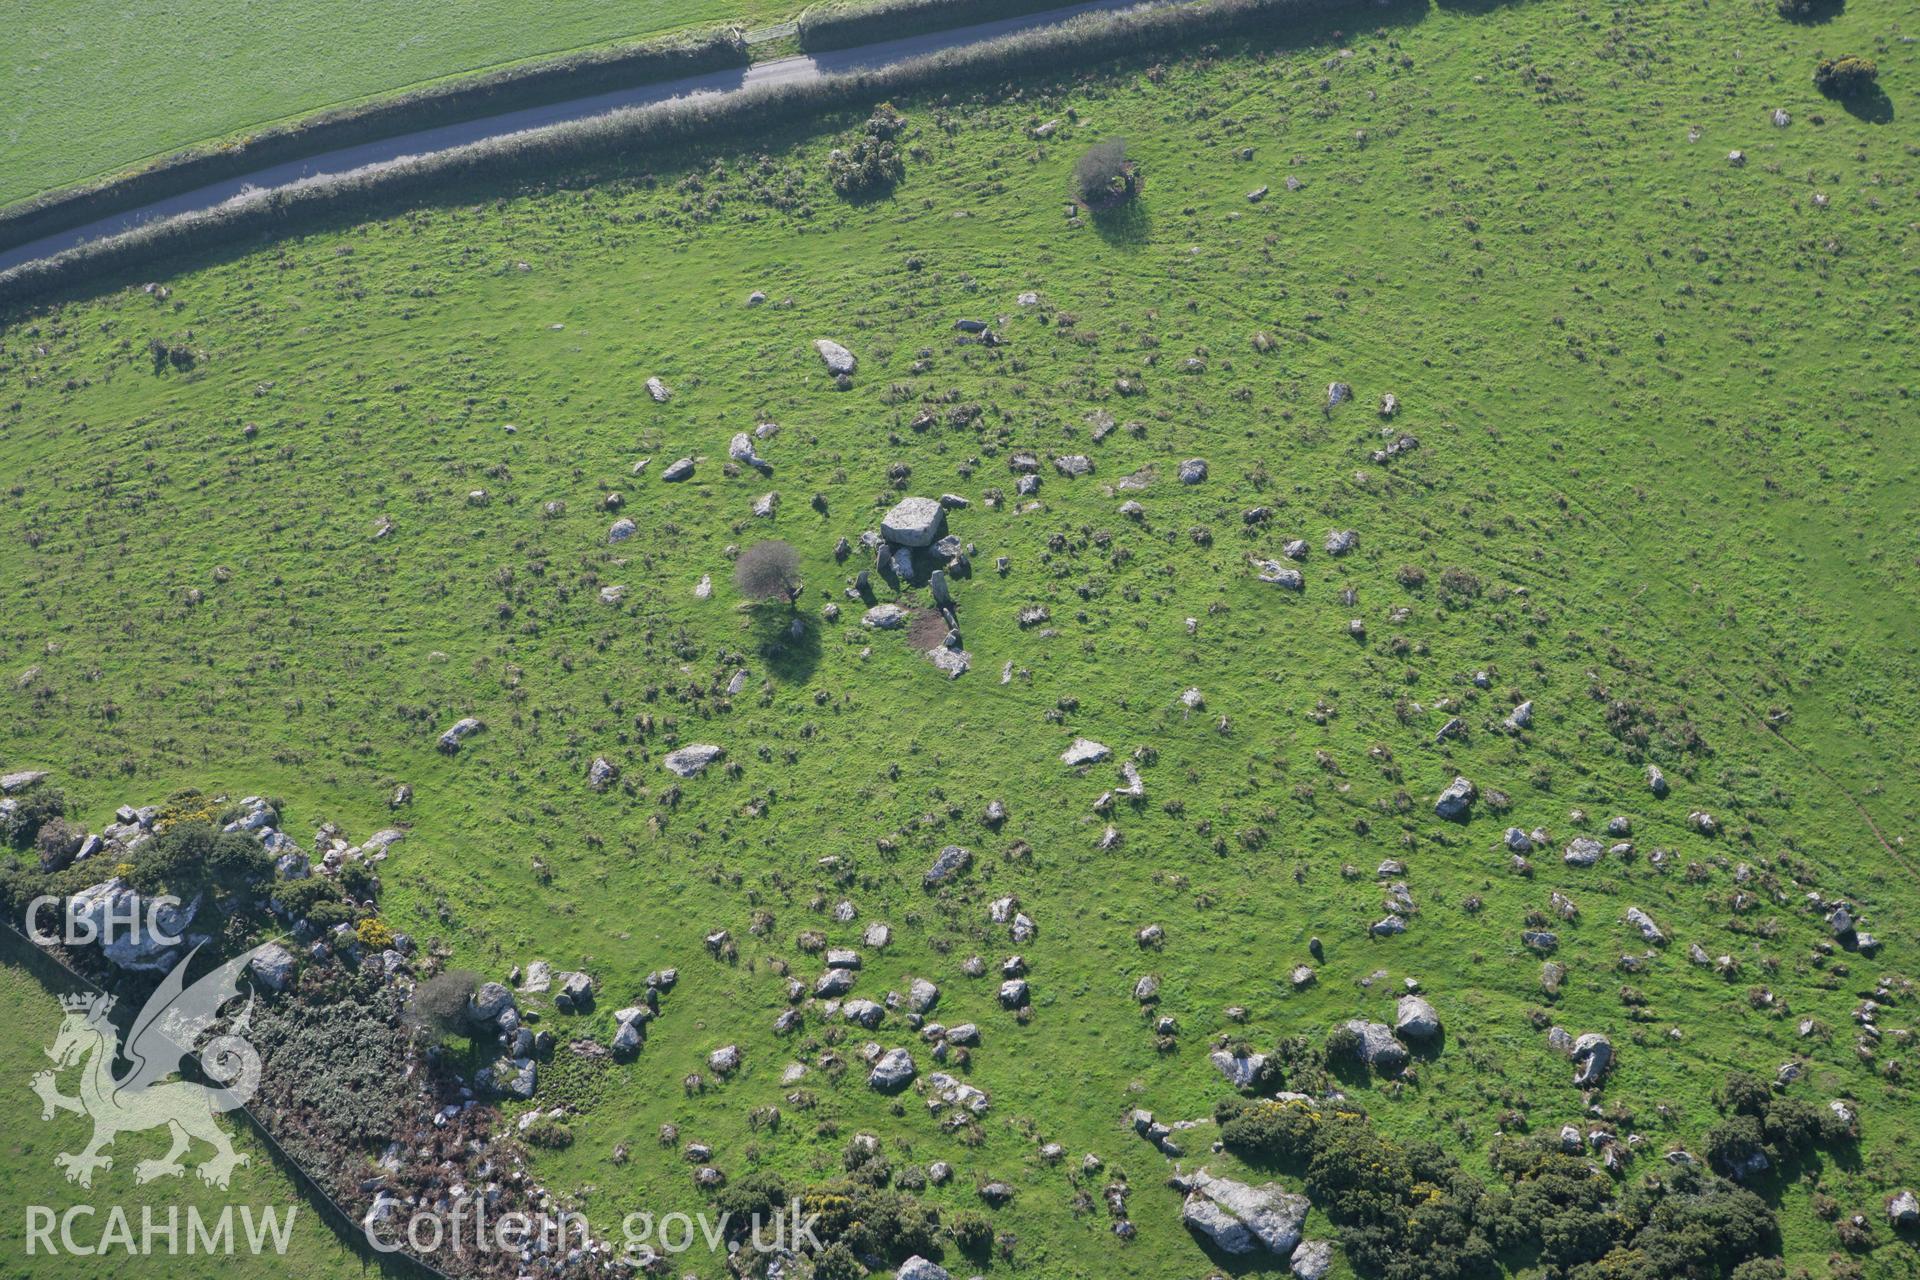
[30,943,274,1189]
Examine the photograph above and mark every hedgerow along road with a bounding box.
[0,0,1175,275]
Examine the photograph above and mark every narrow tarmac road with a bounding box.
[0,0,1169,273]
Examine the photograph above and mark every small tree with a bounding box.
[735,540,803,605]
[1813,55,1877,97]
[406,968,478,1039]
[1073,139,1140,209]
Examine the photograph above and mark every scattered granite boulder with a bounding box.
[1292,1239,1335,1280]
[868,1047,917,1092]
[248,943,296,992]
[1571,1033,1613,1087]
[1394,995,1441,1041]
[896,1257,950,1280]
[1254,559,1305,590]
[645,376,671,403]
[1647,764,1669,797]
[1211,1049,1268,1090]
[1626,907,1666,945]
[663,744,724,777]
[588,757,619,791]
[1434,776,1476,821]
[662,457,695,483]
[1324,529,1358,556]
[0,770,48,794]
[708,1044,743,1075]
[1054,454,1094,477]
[68,880,197,970]
[924,844,973,888]
[1345,1020,1410,1074]
[612,1017,646,1058]
[1505,700,1534,731]
[556,970,594,1011]
[1062,738,1111,766]
[814,339,856,376]
[927,645,970,679]
[1178,458,1209,484]
[729,432,766,469]
[469,981,516,1027]
[1182,1169,1309,1256]
[438,717,485,753]
[863,603,910,629]
[1564,837,1606,867]
[1182,1190,1254,1254]
[1889,1190,1919,1230]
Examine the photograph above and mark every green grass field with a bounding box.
[1,0,1917,1276]
[3,0,796,208]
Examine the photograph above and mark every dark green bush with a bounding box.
[805,1181,939,1261]
[712,1171,788,1225]
[271,875,340,920]
[305,900,355,931]
[405,968,478,1038]
[1719,1071,1771,1116]
[1219,1098,1321,1164]
[809,1242,863,1280]
[1703,1114,1766,1178]
[1813,56,1877,97]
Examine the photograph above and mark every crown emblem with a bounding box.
[59,992,113,1016]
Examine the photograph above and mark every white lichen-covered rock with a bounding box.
[1394,995,1441,1041]
[880,496,946,548]
[1292,1239,1335,1280]
[68,880,197,970]
[1062,738,1111,766]
[1433,775,1476,820]
[1254,559,1305,590]
[437,717,484,752]
[813,338,856,376]
[1345,1019,1409,1074]
[1210,1049,1268,1090]
[662,744,724,777]
[1182,1169,1310,1256]
[896,1258,950,1280]
[248,942,297,992]
[868,1047,917,1091]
